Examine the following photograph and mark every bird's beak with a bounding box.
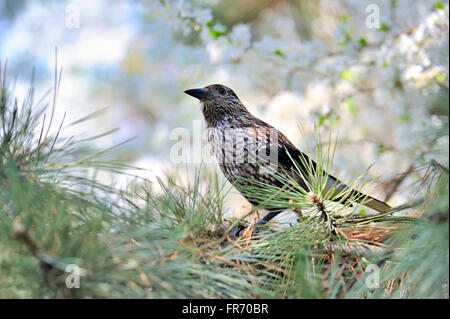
[184,88,213,100]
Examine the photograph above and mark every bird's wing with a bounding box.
[266,129,391,213]
[243,117,391,213]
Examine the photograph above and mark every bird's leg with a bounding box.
[229,224,248,240]
[255,209,284,228]
[229,209,284,240]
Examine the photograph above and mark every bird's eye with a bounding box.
[218,87,225,95]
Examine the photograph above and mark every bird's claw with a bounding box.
[228,223,262,242]
[229,224,248,241]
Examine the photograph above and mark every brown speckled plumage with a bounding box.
[184,84,391,237]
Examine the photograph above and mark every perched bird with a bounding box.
[185,84,391,238]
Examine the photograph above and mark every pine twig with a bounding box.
[13,218,74,298]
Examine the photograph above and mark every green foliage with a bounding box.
[345,98,360,117]
[207,21,228,39]
[340,69,353,81]
[436,2,446,10]
[274,49,285,57]
[347,175,449,298]
[358,38,368,47]
[380,22,390,31]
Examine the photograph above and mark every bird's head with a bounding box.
[184,84,247,125]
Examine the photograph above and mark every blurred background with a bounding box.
[0,0,448,220]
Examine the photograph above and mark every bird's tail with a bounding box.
[324,176,392,213]
[325,176,391,213]
[354,191,391,213]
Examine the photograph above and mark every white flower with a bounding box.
[206,42,222,63]
[404,64,423,80]
[229,24,251,50]
[194,8,212,26]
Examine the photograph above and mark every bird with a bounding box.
[184,84,391,239]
